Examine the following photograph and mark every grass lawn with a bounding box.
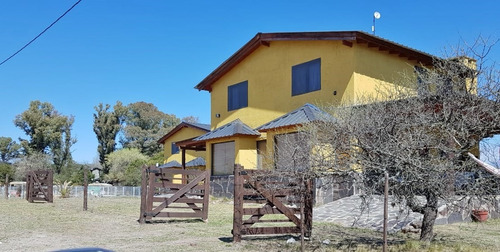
[0,197,499,251]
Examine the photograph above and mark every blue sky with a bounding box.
[0,0,499,164]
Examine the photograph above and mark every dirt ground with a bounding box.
[1,196,499,252]
[0,197,244,252]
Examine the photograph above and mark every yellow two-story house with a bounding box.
[166,31,437,176]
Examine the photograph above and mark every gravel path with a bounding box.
[313,195,423,232]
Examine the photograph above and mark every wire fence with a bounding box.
[1,184,141,199]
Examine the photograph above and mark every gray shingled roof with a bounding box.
[194,119,260,141]
[256,103,334,131]
[185,157,206,167]
[158,160,182,168]
[187,122,211,131]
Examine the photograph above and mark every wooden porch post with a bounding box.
[182,148,186,169]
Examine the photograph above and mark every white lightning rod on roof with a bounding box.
[372,11,381,35]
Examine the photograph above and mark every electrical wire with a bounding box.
[0,0,82,67]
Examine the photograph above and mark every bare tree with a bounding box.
[302,37,500,241]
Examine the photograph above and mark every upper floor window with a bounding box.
[171,142,179,154]
[292,58,321,96]
[228,81,248,111]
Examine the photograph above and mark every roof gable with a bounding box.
[158,121,210,144]
[195,31,437,92]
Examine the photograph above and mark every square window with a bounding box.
[292,58,321,96]
[171,142,179,154]
[228,81,248,111]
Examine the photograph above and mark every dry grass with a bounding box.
[0,197,499,252]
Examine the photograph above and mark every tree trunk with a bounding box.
[420,192,438,241]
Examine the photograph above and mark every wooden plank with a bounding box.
[243,206,300,215]
[243,219,292,224]
[164,205,202,210]
[240,226,301,235]
[152,182,205,190]
[152,197,204,204]
[244,176,302,227]
[153,212,203,218]
[150,171,207,216]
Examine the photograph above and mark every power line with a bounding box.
[0,0,82,67]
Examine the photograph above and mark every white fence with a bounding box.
[0,185,141,199]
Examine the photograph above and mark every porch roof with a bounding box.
[185,157,206,167]
[256,103,334,132]
[158,160,182,168]
[194,119,260,141]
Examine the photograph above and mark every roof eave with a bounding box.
[157,122,210,144]
[194,31,437,92]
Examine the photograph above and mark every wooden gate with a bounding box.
[232,164,313,242]
[26,170,53,203]
[139,165,210,223]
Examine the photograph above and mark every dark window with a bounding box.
[212,141,235,175]
[292,58,321,96]
[228,81,248,111]
[171,142,179,154]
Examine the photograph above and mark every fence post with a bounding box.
[83,168,88,211]
[304,178,313,237]
[139,165,148,224]
[4,174,8,199]
[233,164,244,243]
[26,171,31,202]
[145,165,156,222]
[47,170,53,203]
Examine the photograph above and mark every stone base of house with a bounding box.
[209,175,235,198]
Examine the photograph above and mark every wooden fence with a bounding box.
[139,165,210,223]
[26,170,53,203]
[232,164,313,242]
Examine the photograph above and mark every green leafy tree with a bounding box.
[0,137,20,163]
[104,148,147,185]
[93,103,120,174]
[14,101,76,173]
[0,162,15,182]
[116,102,180,156]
